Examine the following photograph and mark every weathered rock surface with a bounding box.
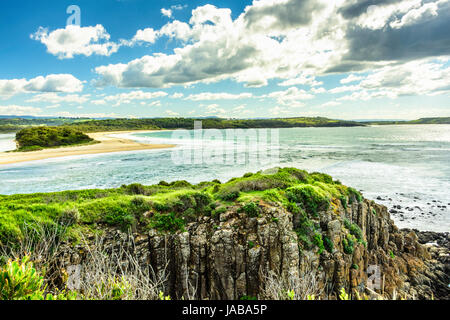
[55,199,449,300]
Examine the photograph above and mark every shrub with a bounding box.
[348,188,363,204]
[342,234,355,255]
[287,202,302,215]
[170,180,192,188]
[58,208,80,226]
[240,202,261,218]
[349,223,363,242]
[286,185,330,216]
[310,172,333,184]
[340,196,348,209]
[312,233,325,254]
[0,256,45,300]
[149,212,185,233]
[153,202,170,212]
[219,191,240,201]
[105,207,136,231]
[124,183,148,195]
[343,218,351,230]
[323,236,334,253]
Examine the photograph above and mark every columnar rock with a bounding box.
[56,199,449,300]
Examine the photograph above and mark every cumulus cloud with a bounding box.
[124,28,159,46]
[161,8,173,18]
[185,92,253,101]
[265,87,314,107]
[0,74,83,98]
[98,90,168,107]
[0,105,42,116]
[31,25,120,59]
[332,60,450,101]
[26,93,90,104]
[91,0,450,100]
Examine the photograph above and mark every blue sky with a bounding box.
[0,0,449,120]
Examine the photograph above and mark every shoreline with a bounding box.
[0,130,175,166]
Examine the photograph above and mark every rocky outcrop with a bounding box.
[55,198,449,300]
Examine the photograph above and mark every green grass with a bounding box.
[0,167,367,246]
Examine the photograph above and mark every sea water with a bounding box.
[0,125,449,232]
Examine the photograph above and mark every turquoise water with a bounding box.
[0,125,449,232]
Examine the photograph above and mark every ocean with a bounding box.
[0,125,449,232]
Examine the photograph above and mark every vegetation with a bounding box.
[363,117,450,125]
[0,117,84,133]
[0,167,366,265]
[2,116,448,135]
[64,117,364,132]
[15,126,95,151]
[0,256,77,300]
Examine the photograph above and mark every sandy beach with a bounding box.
[0,131,175,166]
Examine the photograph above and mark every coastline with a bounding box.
[0,130,175,166]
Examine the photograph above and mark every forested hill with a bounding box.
[64,117,364,132]
[363,117,450,125]
[0,117,86,133]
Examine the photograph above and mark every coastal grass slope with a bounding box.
[0,167,359,248]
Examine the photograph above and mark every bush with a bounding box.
[240,202,261,218]
[149,212,185,233]
[323,236,334,253]
[0,256,45,300]
[349,223,363,242]
[58,208,80,226]
[348,188,363,204]
[286,185,330,216]
[342,234,355,255]
[219,191,240,201]
[105,207,136,231]
[124,184,148,195]
[312,233,324,254]
[15,126,93,150]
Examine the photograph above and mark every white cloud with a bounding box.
[279,75,323,87]
[124,28,158,46]
[322,101,341,107]
[334,60,450,101]
[31,25,119,59]
[329,85,360,94]
[49,111,119,118]
[0,105,42,116]
[165,110,180,116]
[269,106,289,116]
[92,0,450,100]
[265,87,314,107]
[340,74,364,84]
[185,92,253,101]
[203,103,226,115]
[170,92,184,99]
[161,8,173,18]
[390,1,441,29]
[26,93,90,104]
[102,90,168,107]
[0,74,83,98]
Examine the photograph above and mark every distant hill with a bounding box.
[361,117,450,125]
[0,117,86,133]
[64,117,364,132]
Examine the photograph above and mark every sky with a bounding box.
[0,0,450,120]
